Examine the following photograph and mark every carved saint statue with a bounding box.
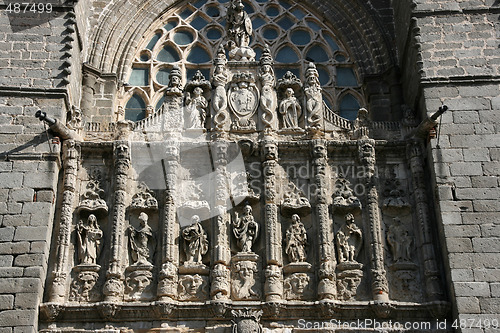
[181,215,209,264]
[335,213,363,263]
[128,212,154,266]
[76,214,103,265]
[232,260,260,300]
[226,0,255,61]
[386,217,414,262]
[285,214,308,263]
[185,87,208,129]
[233,205,259,252]
[166,65,183,97]
[279,88,301,129]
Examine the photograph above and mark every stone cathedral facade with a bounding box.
[0,0,499,332]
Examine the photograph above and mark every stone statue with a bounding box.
[226,0,255,61]
[178,274,208,300]
[76,214,103,265]
[387,217,414,262]
[304,62,323,129]
[125,270,153,300]
[185,87,208,129]
[284,214,308,263]
[166,65,183,97]
[232,260,260,300]
[279,87,301,129]
[259,48,277,130]
[336,213,363,263]
[181,215,209,264]
[212,46,229,131]
[128,212,154,266]
[233,205,259,252]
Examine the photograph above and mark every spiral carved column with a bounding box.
[48,140,78,303]
[262,140,283,303]
[358,139,389,301]
[312,140,337,300]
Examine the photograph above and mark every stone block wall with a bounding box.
[0,3,70,331]
[395,0,500,331]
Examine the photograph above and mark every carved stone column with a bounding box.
[407,139,443,301]
[312,140,336,300]
[262,140,283,302]
[48,140,78,303]
[358,139,389,301]
[210,141,231,303]
[157,143,180,302]
[103,141,131,302]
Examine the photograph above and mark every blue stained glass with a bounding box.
[129,68,149,86]
[193,0,207,8]
[254,47,262,61]
[263,27,278,40]
[266,6,279,16]
[164,21,177,31]
[187,46,211,63]
[190,16,208,30]
[278,16,294,30]
[207,28,222,39]
[252,17,266,29]
[256,0,266,2]
[339,94,360,120]
[125,95,146,121]
[337,67,358,87]
[306,20,321,31]
[335,54,346,62]
[140,53,150,61]
[156,69,170,85]
[243,1,255,13]
[180,9,193,20]
[157,45,180,62]
[146,33,161,50]
[155,96,165,111]
[291,29,310,45]
[174,30,194,45]
[324,33,340,51]
[292,8,306,20]
[206,5,220,17]
[306,45,329,62]
[317,67,330,85]
[279,0,292,9]
[276,47,298,63]
[323,96,333,110]
[219,0,229,2]
[219,19,226,27]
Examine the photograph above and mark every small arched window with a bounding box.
[125,94,146,121]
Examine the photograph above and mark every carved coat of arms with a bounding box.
[228,72,259,131]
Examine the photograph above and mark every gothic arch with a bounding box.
[87,0,396,80]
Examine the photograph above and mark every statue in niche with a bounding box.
[335,213,363,263]
[125,270,152,300]
[76,214,103,265]
[279,87,302,129]
[69,270,99,302]
[233,205,259,252]
[284,273,312,300]
[285,214,308,263]
[178,274,208,301]
[166,65,183,97]
[232,260,260,300]
[185,86,208,129]
[128,212,154,266]
[304,62,323,129]
[387,217,414,263]
[226,0,255,61]
[181,215,209,264]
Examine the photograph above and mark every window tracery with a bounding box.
[121,0,363,122]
